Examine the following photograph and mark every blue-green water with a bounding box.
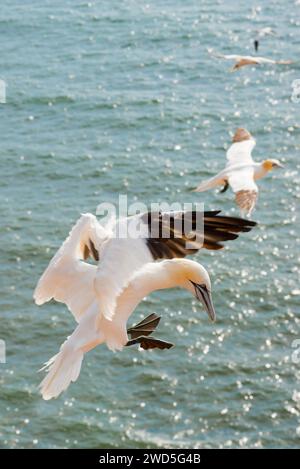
[1,0,300,449]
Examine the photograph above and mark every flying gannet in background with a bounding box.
[253,27,276,52]
[38,258,215,400]
[193,128,283,216]
[208,48,293,71]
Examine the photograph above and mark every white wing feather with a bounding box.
[208,49,243,61]
[226,138,256,164]
[193,168,228,192]
[33,213,109,322]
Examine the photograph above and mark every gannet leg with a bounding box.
[126,313,173,349]
[125,336,174,350]
[127,313,161,339]
[220,180,229,193]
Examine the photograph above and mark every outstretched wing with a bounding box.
[254,56,292,65]
[143,210,256,256]
[193,169,228,193]
[208,49,243,61]
[243,56,292,65]
[33,213,109,322]
[274,59,293,65]
[94,210,257,321]
[226,138,256,165]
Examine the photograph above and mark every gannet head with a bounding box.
[167,259,216,322]
[262,158,284,171]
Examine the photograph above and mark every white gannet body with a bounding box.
[254,27,276,51]
[194,128,283,216]
[38,258,214,400]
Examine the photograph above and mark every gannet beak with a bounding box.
[276,162,284,169]
[190,281,216,322]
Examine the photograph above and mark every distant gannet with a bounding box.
[193,128,283,216]
[39,259,215,399]
[254,27,276,52]
[208,49,292,71]
[34,210,256,322]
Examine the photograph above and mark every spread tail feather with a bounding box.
[39,345,83,400]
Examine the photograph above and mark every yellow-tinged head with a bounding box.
[164,259,216,322]
[262,159,284,171]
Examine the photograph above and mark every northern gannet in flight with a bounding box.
[38,258,215,400]
[208,49,293,71]
[34,210,256,399]
[253,27,276,52]
[34,210,256,322]
[193,128,283,216]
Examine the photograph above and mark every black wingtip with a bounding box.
[203,210,222,216]
[238,217,257,227]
